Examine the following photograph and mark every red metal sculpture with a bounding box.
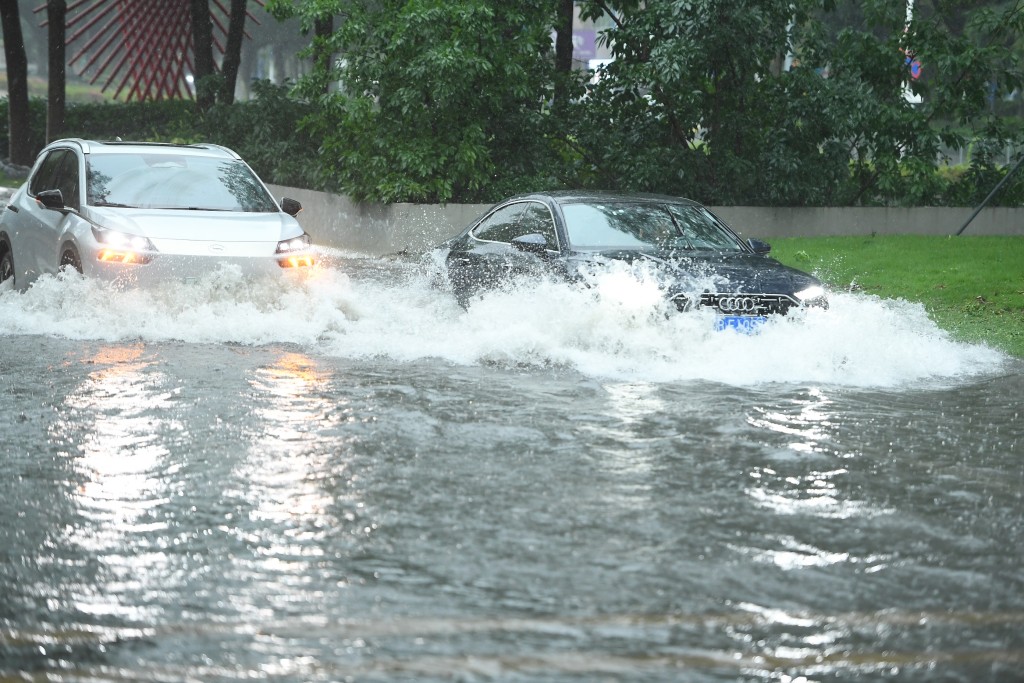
[38,0,263,102]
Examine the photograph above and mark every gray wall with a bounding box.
[268,185,490,256]
[713,206,1023,240]
[267,185,1023,256]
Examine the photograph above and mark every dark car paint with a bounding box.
[441,191,827,315]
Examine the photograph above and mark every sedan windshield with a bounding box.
[562,202,744,252]
[86,152,278,212]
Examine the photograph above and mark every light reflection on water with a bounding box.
[46,344,180,626]
[0,260,1022,681]
[244,352,340,524]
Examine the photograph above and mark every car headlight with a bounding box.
[795,284,827,306]
[276,233,315,268]
[91,226,156,264]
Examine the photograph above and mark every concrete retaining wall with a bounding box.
[267,185,490,256]
[270,184,1024,255]
[712,206,1024,240]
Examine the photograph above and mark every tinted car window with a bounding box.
[29,150,68,197]
[517,203,559,250]
[562,203,680,249]
[474,202,559,248]
[563,202,744,252]
[472,204,528,243]
[86,152,278,212]
[667,205,743,250]
[54,151,81,209]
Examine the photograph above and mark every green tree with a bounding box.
[804,0,1024,205]
[572,0,814,202]
[268,0,562,203]
[261,0,1022,205]
[569,0,1023,206]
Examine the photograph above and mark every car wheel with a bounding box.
[60,247,83,274]
[0,248,14,291]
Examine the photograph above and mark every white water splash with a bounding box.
[0,255,1006,387]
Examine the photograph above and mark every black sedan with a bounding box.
[440,191,827,330]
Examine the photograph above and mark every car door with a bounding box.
[17,148,79,280]
[452,201,559,295]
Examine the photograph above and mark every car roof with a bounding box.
[505,190,703,207]
[42,138,241,160]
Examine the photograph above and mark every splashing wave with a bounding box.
[0,255,1006,386]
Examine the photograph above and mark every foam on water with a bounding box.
[0,255,1007,387]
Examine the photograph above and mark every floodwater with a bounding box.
[1,253,1022,682]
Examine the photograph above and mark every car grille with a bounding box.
[669,293,799,316]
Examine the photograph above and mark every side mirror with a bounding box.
[36,189,66,212]
[511,233,549,255]
[280,197,302,217]
[747,238,771,255]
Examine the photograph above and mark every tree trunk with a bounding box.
[190,0,216,111]
[313,14,334,95]
[0,0,32,165]
[219,0,247,104]
[47,0,67,142]
[553,0,574,115]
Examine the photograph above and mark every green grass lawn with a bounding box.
[770,235,1024,357]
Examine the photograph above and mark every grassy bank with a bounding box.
[770,235,1024,357]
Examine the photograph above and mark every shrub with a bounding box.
[3,89,1021,206]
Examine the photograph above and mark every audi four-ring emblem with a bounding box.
[718,296,758,313]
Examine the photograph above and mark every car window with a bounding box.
[667,205,744,250]
[54,151,81,210]
[85,152,278,212]
[473,202,559,249]
[29,150,68,197]
[562,203,679,249]
[517,202,559,250]
[563,201,744,252]
[472,204,528,243]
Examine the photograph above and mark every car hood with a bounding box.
[86,207,303,242]
[567,249,822,295]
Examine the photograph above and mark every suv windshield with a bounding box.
[562,202,744,252]
[86,152,278,212]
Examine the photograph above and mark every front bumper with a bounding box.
[669,291,828,316]
[80,250,318,288]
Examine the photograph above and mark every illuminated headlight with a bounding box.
[795,285,827,307]
[276,233,315,268]
[276,234,312,253]
[91,226,156,264]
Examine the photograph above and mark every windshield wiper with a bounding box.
[152,206,232,211]
[92,201,137,208]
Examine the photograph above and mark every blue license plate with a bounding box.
[715,315,767,333]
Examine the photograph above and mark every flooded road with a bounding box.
[1,256,1022,681]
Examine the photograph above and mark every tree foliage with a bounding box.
[571,0,820,203]
[260,0,1023,205]
[802,0,1024,205]
[568,0,1024,206]
[268,0,565,203]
